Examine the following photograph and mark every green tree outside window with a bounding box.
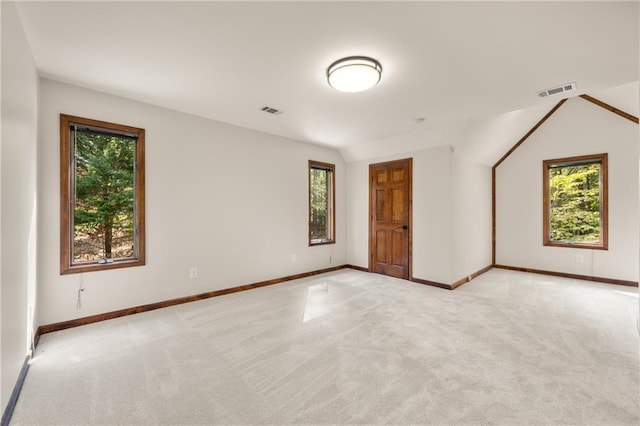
[543,153,607,250]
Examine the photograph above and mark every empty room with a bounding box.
[2,1,639,425]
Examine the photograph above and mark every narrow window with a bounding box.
[60,114,145,274]
[309,160,335,245]
[543,153,607,250]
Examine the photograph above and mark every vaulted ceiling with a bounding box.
[15,1,639,163]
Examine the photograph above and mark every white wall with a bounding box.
[451,154,492,281]
[496,96,639,281]
[411,146,453,283]
[38,79,346,326]
[1,1,39,413]
[346,145,493,286]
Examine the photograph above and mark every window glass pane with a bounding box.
[310,167,330,242]
[72,127,136,262]
[548,161,601,243]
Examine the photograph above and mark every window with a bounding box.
[309,160,335,245]
[543,153,607,250]
[60,114,145,274]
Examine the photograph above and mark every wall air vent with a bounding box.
[537,82,577,98]
[260,106,283,115]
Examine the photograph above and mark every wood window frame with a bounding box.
[60,114,146,274]
[308,160,335,246]
[542,153,608,250]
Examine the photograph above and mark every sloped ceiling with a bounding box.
[14,1,639,163]
[453,81,640,167]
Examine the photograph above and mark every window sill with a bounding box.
[543,241,608,251]
[309,240,335,247]
[61,258,145,275]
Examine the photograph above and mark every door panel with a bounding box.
[369,158,412,279]
[375,230,387,262]
[376,189,388,221]
[391,230,404,266]
[392,189,404,221]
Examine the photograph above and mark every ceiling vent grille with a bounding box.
[537,82,577,98]
[261,106,283,115]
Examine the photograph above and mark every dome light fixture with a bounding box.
[327,56,382,93]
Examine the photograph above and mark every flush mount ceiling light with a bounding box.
[327,56,382,93]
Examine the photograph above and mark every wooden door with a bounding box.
[369,158,412,279]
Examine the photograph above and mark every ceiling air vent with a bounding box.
[260,105,283,115]
[537,82,577,98]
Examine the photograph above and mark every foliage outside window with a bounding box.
[309,161,335,245]
[60,114,145,274]
[543,153,607,250]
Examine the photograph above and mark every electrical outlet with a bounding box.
[329,255,332,264]
[291,254,297,263]
[575,255,584,264]
[190,267,199,279]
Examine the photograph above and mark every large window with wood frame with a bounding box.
[309,161,335,245]
[543,153,607,250]
[60,114,145,274]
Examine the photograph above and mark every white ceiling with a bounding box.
[15,1,639,163]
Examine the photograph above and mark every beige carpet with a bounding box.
[10,269,640,425]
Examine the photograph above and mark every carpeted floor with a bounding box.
[10,268,640,425]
